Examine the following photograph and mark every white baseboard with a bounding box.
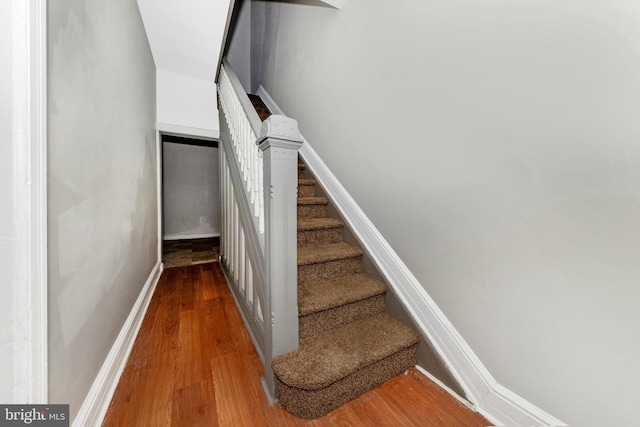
[257,86,565,427]
[414,365,477,412]
[72,261,163,427]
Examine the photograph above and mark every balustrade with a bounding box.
[217,60,302,398]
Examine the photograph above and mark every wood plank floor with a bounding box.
[162,237,220,268]
[103,263,491,427]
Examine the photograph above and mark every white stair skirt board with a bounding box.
[256,85,566,427]
[72,262,163,427]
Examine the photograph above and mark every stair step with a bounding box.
[298,242,361,266]
[299,273,386,316]
[298,243,362,285]
[287,161,421,419]
[272,313,419,418]
[299,274,387,341]
[297,217,342,232]
[298,178,316,198]
[297,196,328,206]
[297,217,343,247]
[297,197,328,219]
[274,313,418,388]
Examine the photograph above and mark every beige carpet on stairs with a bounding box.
[271,161,419,419]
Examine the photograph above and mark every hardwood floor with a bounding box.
[162,237,220,268]
[103,264,491,426]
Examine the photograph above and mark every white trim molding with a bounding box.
[72,262,163,427]
[5,0,48,404]
[157,122,220,141]
[257,86,566,427]
[156,129,163,264]
[415,365,476,412]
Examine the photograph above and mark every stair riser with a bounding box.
[277,346,417,419]
[298,257,361,286]
[298,227,343,247]
[298,184,316,198]
[297,204,328,219]
[299,295,385,342]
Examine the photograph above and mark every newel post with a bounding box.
[257,115,303,396]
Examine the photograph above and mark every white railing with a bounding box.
[218,65,265,236]
[217,60,302,399]
[220,149,265,325]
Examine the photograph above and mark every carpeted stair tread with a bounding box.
[298,197,328,219]
[299,273,386,316]
[298,243,362,266]
[272,313,418,390]
[297,217,343,232]
[298,178,317,197]
[248,94,272,121]
[282,159,420,419]
[297,196,328,205]
[298,178,316,186]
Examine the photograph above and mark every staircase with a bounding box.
[271,162,419,419]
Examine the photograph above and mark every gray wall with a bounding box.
[226,0,252,91]
[248,1,640,425]
[163,142,220,240]
[48,0,157,420]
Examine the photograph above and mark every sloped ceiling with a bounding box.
[137,0,231,82]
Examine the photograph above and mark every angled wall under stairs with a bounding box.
[271,162,420,419]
